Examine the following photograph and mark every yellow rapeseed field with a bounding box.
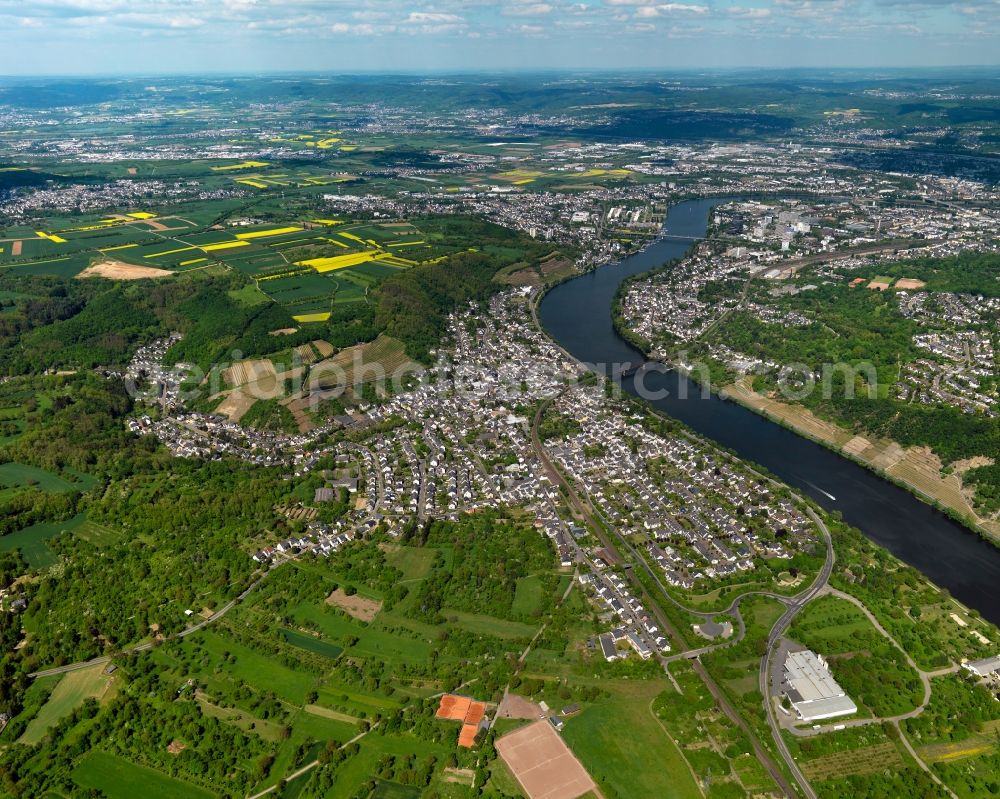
[200,240,250,253]
[235,227,303,240]
[146,246,196,259]
[298,251,380,273]
[35,231,68,243]
[292,312,332,323]
[211,160,270,172]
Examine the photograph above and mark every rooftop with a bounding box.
[783,649,858,722]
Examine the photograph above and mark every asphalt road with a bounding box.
[530,393,802,799]
[755,507,835,799]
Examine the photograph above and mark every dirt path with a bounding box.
[245,725,375,799]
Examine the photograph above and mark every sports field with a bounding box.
[496,719,597,799]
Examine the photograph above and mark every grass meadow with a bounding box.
[72,750,216,799]
[19,664,114,745]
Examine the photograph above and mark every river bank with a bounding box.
[719,378,1000,545]
[539,196,1000,626]
[604,218,1000,547]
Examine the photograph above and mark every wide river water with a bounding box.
[539,197,1000,626]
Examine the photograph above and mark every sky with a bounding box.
[0,0,998,74]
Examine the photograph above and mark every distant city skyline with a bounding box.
[1,0,998,75]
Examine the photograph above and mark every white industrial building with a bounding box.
[963,655,1000,678]
[782,649,858,722]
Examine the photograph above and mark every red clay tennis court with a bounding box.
[496,719,598,799]
[435,694,487,723]
[463,701,486,726]
[436,694,472,721]
[458,724,480,747]
[436,694,488,748]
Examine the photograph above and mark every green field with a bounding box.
[298,733,449,799]
[0,418,25,446]
[0,675,59,743]
[346,261,405,280]
[20,663,113,744]
[195,629,318,705]
[381,544,436,581]
[261,272,337,304]
[227,282,270,307]
[443,609,538,640]
[316,681,402,719]
[72,750,216,799]
[291,708,359,745]
[0,511,88,568]
[562,680,702,799]
[281,628,344,659]
[195,693,289,742]
[72,519,123,547]
[292,601,435,666]
[512,575,545,617]
[0,461,92,494]
[372,781,421,799]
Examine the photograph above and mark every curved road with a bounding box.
[530,391,804,799]
[532,378,838,798]
[781,586,961,737]
[755,507,835,799]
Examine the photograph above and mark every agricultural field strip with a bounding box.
[1,218,313,271]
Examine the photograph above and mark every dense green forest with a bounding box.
[0,277,155,374]
[0,374,296,670]
[711,280,918,391]
[402,511,559,624]
[377,251,507,363]
[376,216,561,362]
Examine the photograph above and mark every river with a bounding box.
[539,197,1000,626]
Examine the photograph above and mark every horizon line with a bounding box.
[3,64,1000,81]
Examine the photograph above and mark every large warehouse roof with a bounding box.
[964,656,1000,677]
[783,649,858,722]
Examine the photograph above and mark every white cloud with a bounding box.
[503,2,553,15]
[729,7,771,18]
[168,14,203,27]
[404,11,465,25]
[1,0,997,63]
[629,3,708,18]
